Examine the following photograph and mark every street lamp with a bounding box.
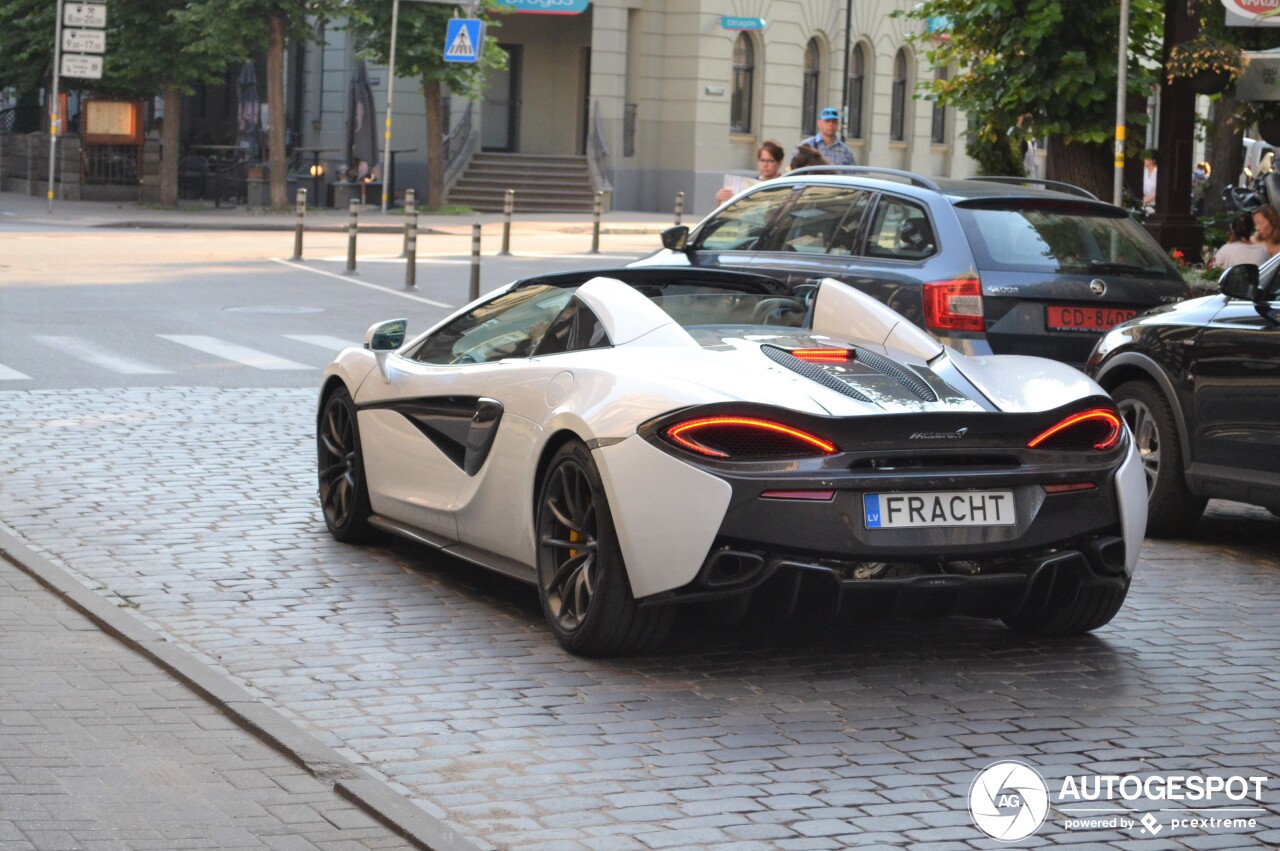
[380,0,470,214]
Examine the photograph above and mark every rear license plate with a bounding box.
[863,490,1016,529]
[1046,305,1137,332]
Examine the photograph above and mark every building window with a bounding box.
[731,34,754,134]
[890,48,909,141]
[802,39,820,134]
[847,43,866,140]
[930,65,947,144]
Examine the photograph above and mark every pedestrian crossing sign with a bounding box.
[444,18,483,64]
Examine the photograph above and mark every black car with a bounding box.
[1087,260,1280,535]
[634,167,1188,367]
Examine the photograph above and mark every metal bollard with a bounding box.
[499,189,514,255]
[404,205,418,290]
[590,191,603,254]
[344,198,359,275]
[400,189,415,258]
[674,191,685,227]
[290,188,307,260]
[469,221,481,302]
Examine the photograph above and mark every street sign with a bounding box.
[63,29,107,54]
[61,53,104,80]
[444,18,483,63]
[64,3,108,28]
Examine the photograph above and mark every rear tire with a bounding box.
[535,442,673,656]
[1112,379,1206,537]
[317,386,375,543]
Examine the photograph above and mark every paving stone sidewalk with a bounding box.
[2,387,1279,850]
[0,551,422,851]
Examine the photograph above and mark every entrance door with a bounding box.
[482,44,520,152]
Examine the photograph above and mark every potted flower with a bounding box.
[1165,35,1248,94]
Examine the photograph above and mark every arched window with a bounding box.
[890,48,910,141]
[731,34,754,134]
[848,43,867,139]
[930,65,948,144]
[802,39,821,133]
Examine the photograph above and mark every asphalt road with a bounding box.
[0,225,655,389]
[1,225,1278,849]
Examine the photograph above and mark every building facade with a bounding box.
[301,0,979,213]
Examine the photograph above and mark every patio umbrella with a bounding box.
[346,59,380,182]
[236,60,262,161]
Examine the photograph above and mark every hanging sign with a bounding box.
[64,2,108,28]
[63,29,106,53]
[1222,0,1280,26]
[497,0,589,14]
[444,18,483,63]
[61,53,103,79]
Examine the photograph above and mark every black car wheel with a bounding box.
[317,386,375,543]
[536,442,673,656]
[1112,379,1206,537]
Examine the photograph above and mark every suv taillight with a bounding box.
[923,276,985,333]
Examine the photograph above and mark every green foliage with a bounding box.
[344,0,509,99]
[904,0,1166,156]
[0,0,58,95]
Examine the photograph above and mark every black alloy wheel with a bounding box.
[317,386,374,542]
[535,442,673,656]
[1112,380,1206,537]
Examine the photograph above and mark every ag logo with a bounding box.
[968,760,1050,841]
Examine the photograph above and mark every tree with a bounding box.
[345,0,508,210]
[0,0,240,205]
[103,0,241,206]
[182,0,344,208]
[905,0,1166,199]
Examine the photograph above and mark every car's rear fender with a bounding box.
[1115,440,1147,575]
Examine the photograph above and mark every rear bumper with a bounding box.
[642,535,1129,623]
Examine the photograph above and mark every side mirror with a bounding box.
[365,318,407,351]
[661,225,690,251]
[1219,264,1260,301]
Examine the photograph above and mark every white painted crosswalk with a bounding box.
[0,333,359,381]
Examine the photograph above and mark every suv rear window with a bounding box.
[955,203,1180,277]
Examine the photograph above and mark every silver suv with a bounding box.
[634,167,1188,366]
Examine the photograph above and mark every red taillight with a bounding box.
[790,348,850,364]
[923,276,985,333]
[664,417,838,459]
[1028,408,1122,451]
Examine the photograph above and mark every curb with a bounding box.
[0,528,490,851]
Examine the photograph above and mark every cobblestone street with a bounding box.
[1,386,1278,849]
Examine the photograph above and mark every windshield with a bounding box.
[638,284,807,328]
[956,205,1181,278]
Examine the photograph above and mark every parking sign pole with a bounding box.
[48,0,65,213]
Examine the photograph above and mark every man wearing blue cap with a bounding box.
[797,107,856,166]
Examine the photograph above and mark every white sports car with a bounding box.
[318,267,1147,656]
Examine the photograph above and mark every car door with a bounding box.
[1188,288,1280,490]
[749,184,875,290]
[358,284,576,541]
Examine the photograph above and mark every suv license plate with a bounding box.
[1046,305,1137,332]
[864,490,1016,529]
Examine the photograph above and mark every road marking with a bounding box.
[311,254,470,265]
[284,334,357,353]
[270,258,454,308]
[158,335,312,370]
[0,363,31,380]
[33,336,173,375]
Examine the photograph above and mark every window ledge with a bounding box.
[728,132,757,143]
[931,143,950,152]
[889,140,909,150]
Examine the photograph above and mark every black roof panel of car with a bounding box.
[517,266,793,296]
